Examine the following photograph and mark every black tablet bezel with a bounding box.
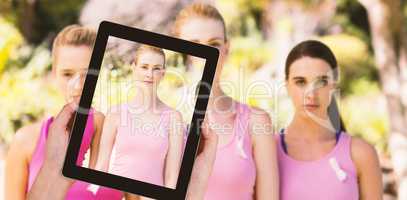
[62,20,219,200]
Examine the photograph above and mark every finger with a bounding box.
[53,103,77,130]
[200,132,217,158]
[198,119,218,156]
[202,119,217,145]
[197,120,206,154]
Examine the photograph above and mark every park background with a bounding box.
[1,0,406,199]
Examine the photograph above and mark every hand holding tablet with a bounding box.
[27,103,76,200]
[58,21,218,199]
[27,103,218,200]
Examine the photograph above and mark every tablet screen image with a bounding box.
[62,21,219,200]
[85,37,204,188]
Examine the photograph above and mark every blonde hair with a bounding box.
[173,3,227,41]
[52,25,96,69]
[134,44,166,67]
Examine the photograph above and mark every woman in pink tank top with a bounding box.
[5,25,122,200]
[27,109,122,200]
[172,3,279,200]
[278,40,383,199]
[93,45,185,200]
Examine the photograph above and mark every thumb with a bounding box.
[198,119,217,155]
[52,103,77,131]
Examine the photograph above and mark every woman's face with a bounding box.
[286,56,337,120]
[177,17,229,82]
[132,51,165,88]
[54,45,92,104]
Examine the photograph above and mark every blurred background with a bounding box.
[0,0,406,199]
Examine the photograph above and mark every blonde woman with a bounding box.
[93,45,185,200]
[5,25,122,200]
[172,3,279,200]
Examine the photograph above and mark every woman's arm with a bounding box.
[27,162,72,200]
[94,112,118,172]
[351,137,383,200]
[27,103,76,200]
[249,108,279,200]
[25,103,219,200]
[89,111,105,168]
[164,111,185,188]
[5,126,33,200]
[185,119,218,200]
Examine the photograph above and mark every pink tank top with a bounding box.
[276,131,359,200]
[204,102,256,200]
[27,109,123,200]
[110,104,171,186]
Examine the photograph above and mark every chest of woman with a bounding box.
[115,113,169,154]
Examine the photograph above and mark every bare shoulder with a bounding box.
[247,105,271,122]
[168,108,182,118]
[106,104,126,118]
[93,110,105,121]
[9,121,44,160]
[245,104,274,144]
[351,136,378,159]
[13,122,43,148]
[166,108,183,123]
[104,108,120,123]
[350,136,380,173]
[93,110,105,128]
[160,103,182,120]
[247,105,272,129]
